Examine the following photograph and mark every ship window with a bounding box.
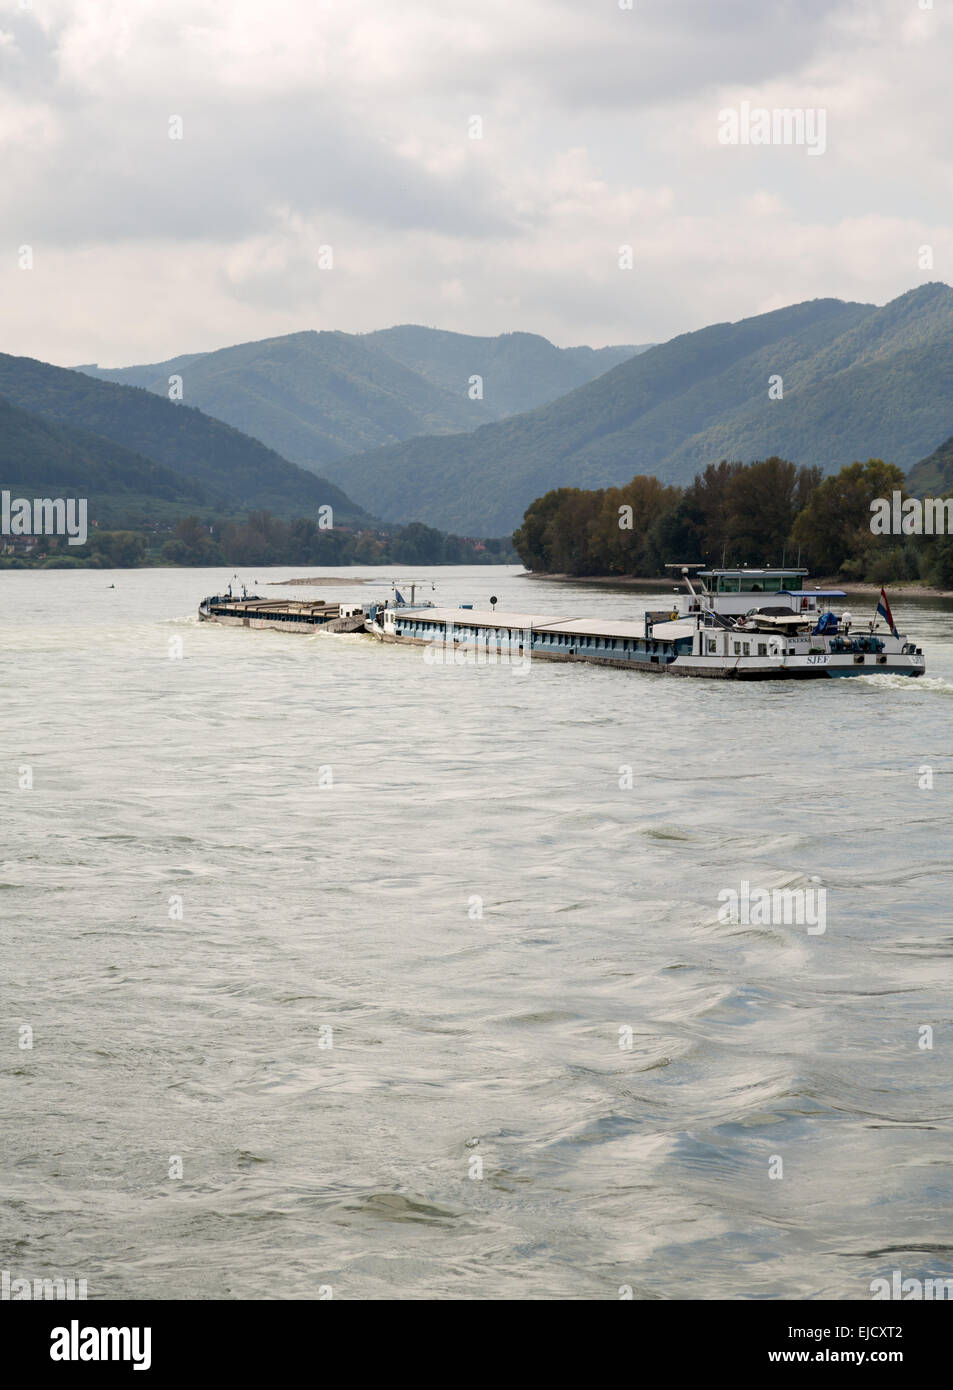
[718,576,740,592]
[743,642,750,655]
[708,640,716,653]
[733,642,741,655]
[758,643,768,656]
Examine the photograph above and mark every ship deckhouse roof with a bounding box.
[395,607,569,629]
[392,607,666,639]
[535,616,649,639]
[698,567,808,577]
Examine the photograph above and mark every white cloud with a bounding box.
[0,0,949,364]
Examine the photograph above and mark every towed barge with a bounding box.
[364,567,926,679]
[199,590,365,633]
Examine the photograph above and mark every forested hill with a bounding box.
[906,433,953,496]
[0,352,368,522]
[76,327,645,472]
[320,284,953,535]
[362,326,643,422]
[0,394,209,524]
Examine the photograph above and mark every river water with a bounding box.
[2,564,952,1301]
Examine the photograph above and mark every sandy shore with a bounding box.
[267,576,372,585]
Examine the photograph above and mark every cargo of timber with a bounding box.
[363,567,926,679]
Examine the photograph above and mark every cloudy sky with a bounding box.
[1,0,950,365]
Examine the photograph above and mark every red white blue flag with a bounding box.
[877,587,898,639]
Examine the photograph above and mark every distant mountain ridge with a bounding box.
[361,326,643,422]
[76,327,646,472]
[316,284,953,534]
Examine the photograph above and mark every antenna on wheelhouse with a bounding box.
[664,562,705,603]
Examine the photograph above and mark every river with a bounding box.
[2,564,952,1300]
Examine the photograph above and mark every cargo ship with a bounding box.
[363,567,926,679]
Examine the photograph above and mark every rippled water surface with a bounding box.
[3,565,953,1300]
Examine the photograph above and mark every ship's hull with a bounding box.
[367,627,925,678]
[200,611,364,633]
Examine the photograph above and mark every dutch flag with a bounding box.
[877,587,898,639]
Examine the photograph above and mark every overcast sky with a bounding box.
[1,0,950,365]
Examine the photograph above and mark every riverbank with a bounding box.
[517,571,953,599]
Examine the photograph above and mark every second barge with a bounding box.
[199,590,365,633]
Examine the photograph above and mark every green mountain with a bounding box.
[0,353,369,523]
[0,394,211,525]
[361,326,644,421]
[319,285,953,535]
[76,328,645,472]
[906,434,953,496]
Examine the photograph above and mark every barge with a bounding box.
[199,588,365,633]
[364,567,926,679]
